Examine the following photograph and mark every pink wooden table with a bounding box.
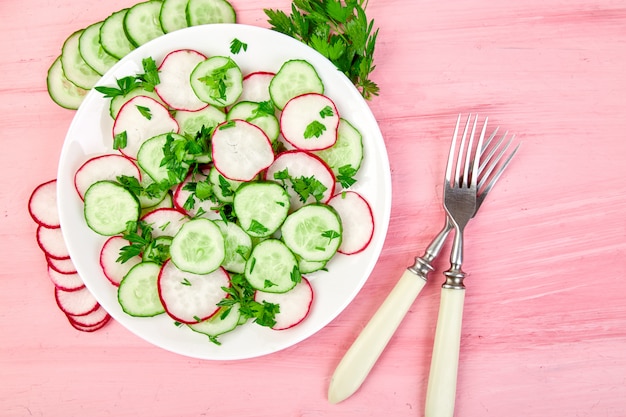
[2,0,625,415]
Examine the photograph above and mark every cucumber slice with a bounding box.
[245,239,299,293]
[61,30,102,89]
[118,262,165,317]
[109,88,164,119]
[169,218,225,274]
[190,56,243,107]
[174,105,226,136]
[281,203,342,262]
[78,21,119,75]
[227,101,279,143]
[313,118,364,176]
[124,1,165,47]
[160,0,190,33]
[233,181,290,238]
[46,56,88,110]
[208,166,242,203]
[214,220,252,274]
[298,258,327,274]
[269,59,324,110]
[100,9,136,60]
[188,303,241,339]
[83,180,140,236]
[186,0,236,26]
[137,133,185,183]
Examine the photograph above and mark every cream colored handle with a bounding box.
[328,269,427,404]
[425,287,466,417]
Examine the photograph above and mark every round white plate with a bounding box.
[57,24,391,360]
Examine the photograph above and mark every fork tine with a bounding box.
[445,114,463,184]
[479,138,520,193]
[461,116,477,187]
[454,115,472,187]
[471,117,488,188]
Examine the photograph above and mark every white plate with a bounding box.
[57,24,391,360]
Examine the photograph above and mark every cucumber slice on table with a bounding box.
[124,1,165,47]
[100,9,136,60]
[186,0,236,26]
[160,0,190,33]
[46,57,88,110]
[61,30,102,89]
[78,21,119,75]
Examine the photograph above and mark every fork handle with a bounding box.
[327,269,427,404]
[425,287,466,417]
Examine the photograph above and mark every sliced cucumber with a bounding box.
[137,133,185,183]
[160,0,190,33]
[298,258,327,274]
[313,118,364,177]
[269,59,324,110]
[190,56,243,107]
[233,181,290,238]
[100,9,136,60]
[78,21,119,75]
[46,56,88,110]
[174,105,226,136]
[281,203,342,262]
[245,239,299,293]
[169,218,225,274]
[124,1,166,47]
[83,180,140,236]
[61,30,102,90]
[214,220,252,274]
[208,166,242,203]
[118,262,165,317]
[188,303,241,339]
[186,0,236,26]
[227,101,279,143]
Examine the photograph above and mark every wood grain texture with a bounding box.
[1,0,625,416]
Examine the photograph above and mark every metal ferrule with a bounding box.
[442,269,466,289]
[407,255,435,282]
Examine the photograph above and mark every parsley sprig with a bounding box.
[217,274,280,328]
[265,0,379,99]
[94,57,160,98]
[273,168,327,203]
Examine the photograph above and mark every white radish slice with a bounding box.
[36,225,70,259]
[265,150,336,210]
[47,266,85,291]
[155,49,208,111]
[211,120,274,181]
[239,71,274,103]
[255,277,313,330]
[328,191,375,255]
[112,95,179,159]
[280,93,339,151]
[172,172,220,219]
[158,260,230,324]
[99,236,142,286]
[74,154,141,199]
[28,180,60,228]
[67,305,109,327]
[141,207,188,238]
[54,286,99,316]
[47,255,77,274]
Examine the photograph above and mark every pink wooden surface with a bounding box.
[2,0,625,415]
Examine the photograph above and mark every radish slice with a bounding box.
[265,150,336,210]
[99,236,142,286]
[74,154,141,199]
[36,225,70,259]
[328,191,375,255]
[155,49,208,111]
[239,71,274,103]
[173,172,220,219]
[47,266,85,291]
[211,120,274,181]
[47,255,77,274]
[281,93,339,151]
[67,307,111,332]
[112,95,179,159]
[255,277,313,330]
[54,286,99,316]
[141,207,188,238]
[28,179,60,228]
[158,260,230,324]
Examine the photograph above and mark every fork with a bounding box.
[424,114,490,417]
[327,115,519,404]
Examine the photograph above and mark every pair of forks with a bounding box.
[328,114,520,416]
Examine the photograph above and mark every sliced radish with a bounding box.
[328,191,375,255]
[239,71,275,103]
[47,266,85,291]
[254,277,313,330]
[54,286,99,317]
[211,120,274,181]
[155,49,208,111]
[47,255,77,275]
[99,236,142,286]
[74,154,141,199]
[281,93,339,151]
[36,225,70,260]
[67,305,110,327]
[28,179,60,228]
[173,172,220,218]
[265,150,336,210]
[141,207,188,238]
[112,95,179,159]
[158,260,230,324]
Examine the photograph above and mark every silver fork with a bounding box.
[424,114,493,417]
[327,115,519,404]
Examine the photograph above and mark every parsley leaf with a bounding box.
[273,168,327,203]
[137,57,160,92]
[135,105,152,120]
[337,164,358,188]
[248,219,269,235]
[113,131,127,150]
[230,38,248,54]
[304,120,327,139]
[217,274,280,328]
[319,105,334,118]
[197,58,238,103]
